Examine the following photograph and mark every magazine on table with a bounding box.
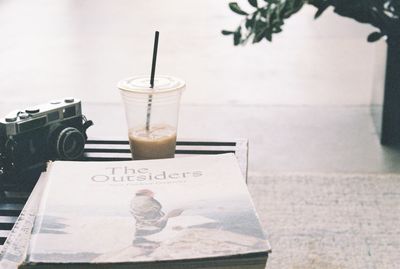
[4,153,270,269]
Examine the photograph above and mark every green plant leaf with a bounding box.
[367,31,384,42]
[221,30,235,35]
[265,30,272,41]
[253,30,265,43]
[314,2,329,19]
[229,2,249,16]
[245,14,256,29]
[234,31,242,45]
[248,0,258,8]
[233,26,242,45]
[273,25,282,33]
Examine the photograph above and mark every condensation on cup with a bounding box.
[118,75,185,160]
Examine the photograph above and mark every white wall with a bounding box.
[0,0,386,106]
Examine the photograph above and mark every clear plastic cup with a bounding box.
[118,75,185,160]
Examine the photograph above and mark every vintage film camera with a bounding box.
[0,98,93,187]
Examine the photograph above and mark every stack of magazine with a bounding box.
[0,153,271,269]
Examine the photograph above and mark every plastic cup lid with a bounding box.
[118,75,185,94]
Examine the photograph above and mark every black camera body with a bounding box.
[0,98,93,187]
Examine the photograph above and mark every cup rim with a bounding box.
[118,75,185,95]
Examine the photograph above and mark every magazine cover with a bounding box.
[24,154,270,265]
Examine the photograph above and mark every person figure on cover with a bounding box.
[92,189,183,262]
[130,189,183,252]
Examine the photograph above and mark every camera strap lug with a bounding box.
[82,118,93,140]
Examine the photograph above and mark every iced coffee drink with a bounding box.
[118,75,185,160]
[128,124,177,160]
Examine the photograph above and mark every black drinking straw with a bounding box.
[146,31,159,131]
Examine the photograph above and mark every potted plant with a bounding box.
[223,0,400,145]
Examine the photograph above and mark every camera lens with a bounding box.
[55,127,85,160]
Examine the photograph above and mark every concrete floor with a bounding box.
[76,103,400,175]
[1,102,400,175]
